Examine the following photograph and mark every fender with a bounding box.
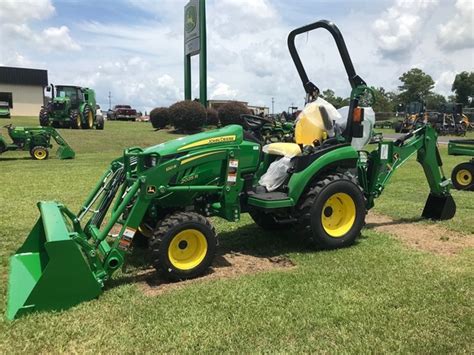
[288,145,358,203]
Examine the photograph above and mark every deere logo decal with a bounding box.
[185,6,197,32]
[147,185,157,194]
[178,135,236,151]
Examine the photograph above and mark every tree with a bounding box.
[398,68,435,103]
[452,71,474,106]
[169,100,206,132]
[149,107,170,129]
[371,87,396,112]
[320,89,349,108]
[425,93,446,110]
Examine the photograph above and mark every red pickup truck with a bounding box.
[107,105,137,121]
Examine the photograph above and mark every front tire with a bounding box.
[30,146,49,160]
[82,105,94,129]
[451,162,474,191]
[70,110,81,129]
[39,108,50,126]
[150,212,217,281]
[298,173,366,249]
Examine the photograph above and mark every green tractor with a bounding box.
[39,84,104,130]
[6,20,456,320]
[448,139,474,190]
[0,124,75,160]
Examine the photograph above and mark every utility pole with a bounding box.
[271,97,275,115]
[108,91,112,110]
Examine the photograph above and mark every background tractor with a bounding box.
[6,20,456,320]
[0,124,75,160]
[39,84,104,130]
[432,103,469,136]
[0,101,11,119]
[448,139,474,190]
[394,101,426,133]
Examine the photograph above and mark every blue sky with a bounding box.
[1,0,472,112]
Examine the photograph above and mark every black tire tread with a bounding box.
[150,212,216,280]
[297,172,366,248]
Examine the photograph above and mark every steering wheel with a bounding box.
[240,114,273,132]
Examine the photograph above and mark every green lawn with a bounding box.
[0,117,472,352]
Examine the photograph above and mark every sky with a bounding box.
[0,0,473,112]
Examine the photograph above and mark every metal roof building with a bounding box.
[0,66,48,117]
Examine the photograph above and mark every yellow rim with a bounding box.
[34,148,47,160]
[321,192,356,238]
[456,169,472,186]
[168,229,207,270]
[76,114,81,127]
[88,110,93,127]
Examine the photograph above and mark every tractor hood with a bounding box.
[143,124,244,156]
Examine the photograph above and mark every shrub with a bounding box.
[206,107,219,126]
[169,100,206,132]
[149,107,170,129]
[218,101,251,126]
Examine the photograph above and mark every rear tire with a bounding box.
[298,173,366,249]
[150,212,217,281]
[70,110,81,129]
[451,162,474,191]
[39,108,50,126]
[30,146,49,160]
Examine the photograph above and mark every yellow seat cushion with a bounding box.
[263,142,302,157]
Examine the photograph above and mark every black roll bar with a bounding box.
[287,20,366,97]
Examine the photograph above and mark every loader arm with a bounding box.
[45,127,75,159]
[358,125,455,220]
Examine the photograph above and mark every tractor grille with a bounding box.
[53,102,65,111]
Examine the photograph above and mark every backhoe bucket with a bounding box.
[422,193,456,220]
[7,202,101,320]
[56,145,75,159]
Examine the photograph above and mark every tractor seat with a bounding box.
[263,142,301,157]
[264,101,333,157]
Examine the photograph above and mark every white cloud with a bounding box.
[373,0,439,59]
[42,26,81,51]
[0,0,54,22]
[438,0,474,51]
[434,70,456,95]
[0,0,80,60]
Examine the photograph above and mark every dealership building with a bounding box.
[0,66,48,116]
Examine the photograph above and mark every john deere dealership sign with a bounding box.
[185,0,200,56]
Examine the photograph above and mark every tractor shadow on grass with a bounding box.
[107,223,341,295]
[0,156,33,161]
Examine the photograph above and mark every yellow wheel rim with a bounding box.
[76,114,81,127]
[456,169,472,186]
[88,111,93,127]
[168,229,207,270]
[321,192,356,238]
[34,149,47,160]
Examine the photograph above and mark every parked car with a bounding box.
[0,101,11,118]
[108,105,137,121]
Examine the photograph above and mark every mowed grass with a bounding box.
[0,117,472,353]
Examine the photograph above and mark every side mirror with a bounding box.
[46,86,51,92]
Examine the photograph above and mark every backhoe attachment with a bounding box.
[359,125,456,220]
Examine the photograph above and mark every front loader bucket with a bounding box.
[56,145,75,159]
[7,202,101,320]
[422,193,456,220]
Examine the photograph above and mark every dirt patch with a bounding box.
[366,212,474,256]
[138,252,295,296]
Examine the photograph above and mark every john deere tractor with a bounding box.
[0,124,75,160]
[39,84,104,130]
[6,20,456,320]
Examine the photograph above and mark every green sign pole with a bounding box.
[199,0,207,107]
[184,0,207,107]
